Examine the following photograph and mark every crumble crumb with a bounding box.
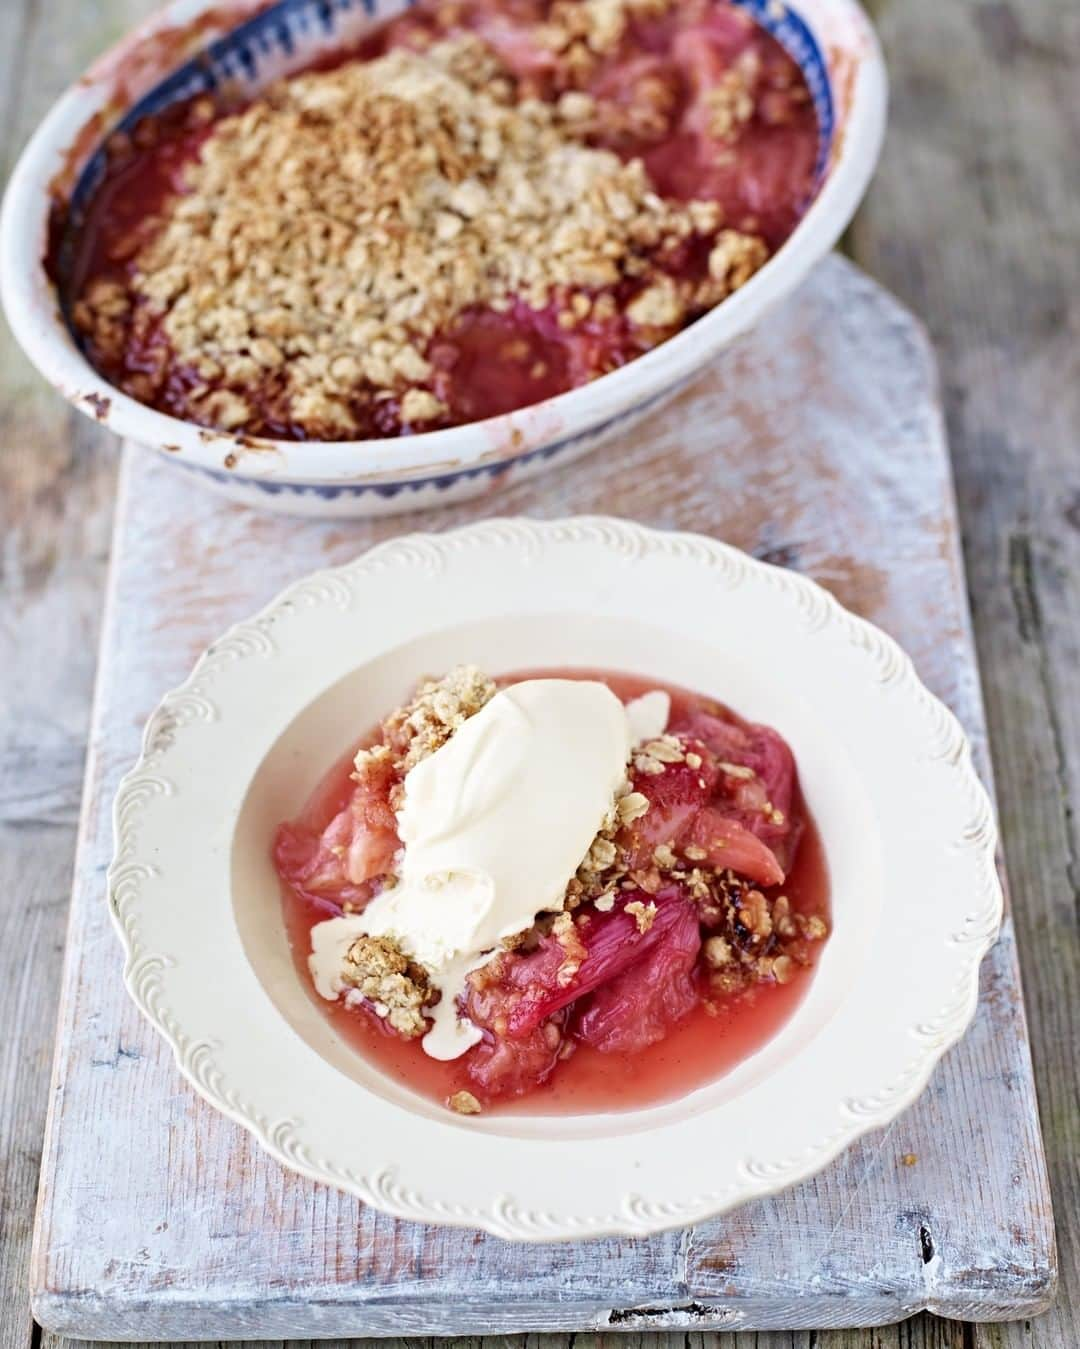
[703,934,734,968]
[707,230,769,292]
[652,842,677,870]
[617,790,650,824]
[627,277,686,329]
[770,954,794,984]
[704,49,760,140]
[632,754,666,777]
[735,888,772,942]
[448,1090,482,1114]
[553,910,588,984]
[588,837,618,869]
[624,898,658,934]
[718,760,756,781]
[341,934,435,1037]
[400,389,449,424]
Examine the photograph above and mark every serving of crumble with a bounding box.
[275,666,830,1114]
[65,0,819,441]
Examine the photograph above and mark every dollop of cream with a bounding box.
[311,679,670,1060]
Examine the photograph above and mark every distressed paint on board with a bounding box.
[29,258,1055,1340]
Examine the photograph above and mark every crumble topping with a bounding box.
[448,1089,482,1114]
[624,898,658,933]
[552,910,588,984]
[616,790,650,824]
[652,842,678,869]
[705,49,760,140]
[341,934,435,1037]
[76,35,765,439]
[706,230,769,292]
[354,665,497,786]
[633,733,685,775]
[538,0,682,70]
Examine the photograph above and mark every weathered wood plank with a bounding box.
[850,2,1080,1347]
[43,1328,970,1349]
[0,1,159,1346]
[8,0,1079,1344]
[28,258,1053,1341]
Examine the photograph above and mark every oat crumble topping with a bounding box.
[624,898,658,933]
[341,934,435,1037]
[448,1089,482,1114]
[355,664,497,784]
[65,0,830,443]
[75,32,766,439]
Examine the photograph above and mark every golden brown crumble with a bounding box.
[652,842,677,870]
[702,933,732,967]
[355,665,497,785]
[616,790,650,824]
[704,49,760,140]
[447,1089,482,1114]
[75,33,765,439]
[706,230,770,293]
[633,733,686,776]
[624,898,658,934]
[341,934,435,1037]
[553,911,589,985]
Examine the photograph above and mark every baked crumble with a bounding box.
[64,0,819,440]
[275,667,830,1111]
[341,934,435,1037]
[448,1089,483,1114]
[355,664,497,786]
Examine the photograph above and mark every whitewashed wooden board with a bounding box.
[30,256,1056,1340]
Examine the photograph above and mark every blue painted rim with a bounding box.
[60,0,835,501]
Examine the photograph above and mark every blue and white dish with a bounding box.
[0,0,886,517]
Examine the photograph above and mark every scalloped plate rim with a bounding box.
[106,516,1003,1240]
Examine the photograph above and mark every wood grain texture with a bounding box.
[851,2,1080,1347]
[2,0,1076,1345]
[27,258,1053,1340]
[0,2,152,1348]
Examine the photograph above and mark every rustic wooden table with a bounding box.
[0,1,1076,1347]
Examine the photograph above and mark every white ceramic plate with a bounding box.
[109,518,1002,1239]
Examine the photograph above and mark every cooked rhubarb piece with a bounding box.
[465,945,569,1098]
[673,709,800,870]
[463,888,700,1094]
[576,896,701,1054]
[274,748,400,907]
[494,887,691,1035]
